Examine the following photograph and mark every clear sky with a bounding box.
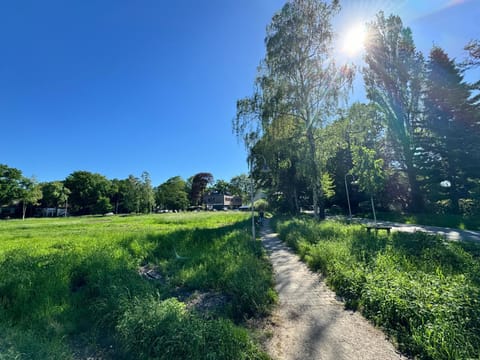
[1,0,478,186]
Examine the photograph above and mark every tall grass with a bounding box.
[274,216,480,359]
[0,213,275,359]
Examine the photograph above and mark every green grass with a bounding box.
[370,211,480,231]
[0,213,275,359]
[274,216,480,360]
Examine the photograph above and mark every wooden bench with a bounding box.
[365,225,392,235]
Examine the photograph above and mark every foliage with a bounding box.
[190,173,214,206]
[229,174,251,202]
[275,217,480,359]
[234,0,353,219]
[462,39,480,69]
[364,12,425,211]
[0,164,23,206]
[40,181,70,210]
[17,177,43,220]
[155,176,189,211]
[0,213,274,358]
[419,46,480,214]
[64,171,112,215]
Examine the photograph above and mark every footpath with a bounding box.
[349,217,480,242]
[260,220,406,360]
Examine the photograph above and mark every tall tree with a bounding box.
[0,164,22,206]
[209,180,232,194]
[155,176,189,211]
[364,12,425,212]
[229,174,251,203]
[18,177,43,220]
[421,46,480,213]
[234,0,353,219]
[64,171,112,215]
[140,171,155,213]
[123,175,142,213]
[190,172,213,206]
[40,181,70,214]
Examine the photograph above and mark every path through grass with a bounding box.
[274,216,480,359]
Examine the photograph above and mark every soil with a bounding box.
[259,220,408,360]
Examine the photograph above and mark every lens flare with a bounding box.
[341,23,366,57]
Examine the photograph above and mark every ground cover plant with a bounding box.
[273,217,480,359]
[0,212,275,359]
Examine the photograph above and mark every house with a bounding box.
[37,207,68,217]
[203,193,242,210]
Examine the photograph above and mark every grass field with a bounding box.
[274,216,480,360]
[0,212,275,359]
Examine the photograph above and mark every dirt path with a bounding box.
[260,221,407,360]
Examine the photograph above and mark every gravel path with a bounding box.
[260,221,407,360]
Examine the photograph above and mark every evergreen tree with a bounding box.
[364,12,425,212]
[421,46,480,214]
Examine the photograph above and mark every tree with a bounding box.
[351,146,385,223]
[229,174,251,202]
[140,171,155,213]
[0,164,22,206]
[463,39,480,69]
[190,173,213,206]
[123,175,142,213]
[364,12,425,212]
[18,177,43,220]
[234,0,353,219]
[40,181,70,215]
[421,46,480,214]
[64,171,112,215]
[155,176,189,211]
[209,179,232,194]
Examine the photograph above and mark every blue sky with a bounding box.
[1,0,478,186]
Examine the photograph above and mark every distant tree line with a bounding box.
[0,164,250,219]
[234,1,480,218]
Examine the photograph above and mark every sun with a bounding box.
[341,23,366,57]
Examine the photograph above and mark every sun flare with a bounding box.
[341,23,366,57]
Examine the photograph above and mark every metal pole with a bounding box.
[249,157,256,241]
[344,174,352,222]
[251,177,255,241]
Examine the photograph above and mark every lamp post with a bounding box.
[250,175,256,241]
[344,173,354,222]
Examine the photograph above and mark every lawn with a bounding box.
[0,212,275,359]
[274,216,480,360]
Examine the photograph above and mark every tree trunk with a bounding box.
[307,129,324,220]
[22,202,27,220]
[293,187,300,214]
[404,148,423,213]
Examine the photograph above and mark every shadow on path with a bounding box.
[260,220,407,360]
